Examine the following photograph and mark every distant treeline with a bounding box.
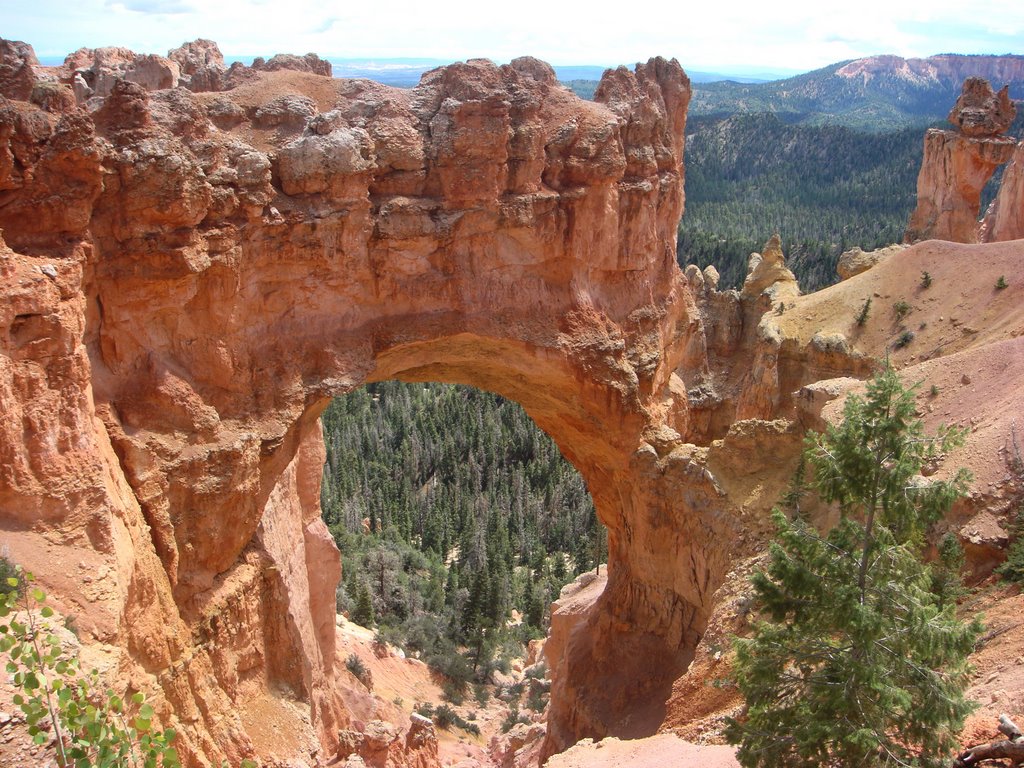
[677,112,925,291]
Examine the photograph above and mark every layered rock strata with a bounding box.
[1,38,745,765]
[905,77,1017,243]
[5,36,1000,768]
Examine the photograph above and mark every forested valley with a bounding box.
[677,113,924,291]
[676,99,1023,293]
[320,382,604,691]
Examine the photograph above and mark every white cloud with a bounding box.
[5,0,1022,71]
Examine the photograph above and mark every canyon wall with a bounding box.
[2,38,759,765]
[5,39,1018,767]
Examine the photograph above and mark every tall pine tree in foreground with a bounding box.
[726,365,981,768]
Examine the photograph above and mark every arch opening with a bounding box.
[321,379,607,701]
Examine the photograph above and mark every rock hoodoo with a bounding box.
[905,76,1018,244]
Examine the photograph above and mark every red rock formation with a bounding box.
[982,139,1024,242]
[0,39,38,100]
[947,77,1016,137]
[251,52,333,77]
[905,77,1017,243]
[3,36,1021,768]
[168,39,228,93]
[1,38,719,765]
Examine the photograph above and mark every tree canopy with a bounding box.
[727,366,980,768]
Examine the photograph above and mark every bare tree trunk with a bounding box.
[953,714,1024,766]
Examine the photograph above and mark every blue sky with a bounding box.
[4,0,1023,73]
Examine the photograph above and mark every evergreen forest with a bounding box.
[320,382,605,687]
[677,113,924,291]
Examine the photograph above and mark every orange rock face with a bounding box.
[2,38,737,765]
[905,77,1017,244]
[3,38,1021,767]
[983,139,1024,242]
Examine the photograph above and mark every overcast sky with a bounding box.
[5,0,1023,73]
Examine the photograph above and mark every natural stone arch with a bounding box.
[0,46,757,764]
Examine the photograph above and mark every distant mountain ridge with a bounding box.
[689,53,1024,130]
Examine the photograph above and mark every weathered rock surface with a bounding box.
[905,77,1017,243]
[168,39,229,92]
[3,35,1021,768]
[252,52,332,77]
[740,234,799,304]
[2,38,735,766]
[836,243,906,280]
[0,39,38,101]
[982,139,1024,242]
[947,77,1016,137]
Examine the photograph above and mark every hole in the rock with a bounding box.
[981,161,1007,216]
[320,380,606,707]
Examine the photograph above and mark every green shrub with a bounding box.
[725,366,979,768]
[855,297,871,327]
[433,703,457,729]
[0,551,19,596]
[996,275,1008,290]
[345,653,372,688]
[921,271,932,288]
[526,686,546,713]
[0,571,187,767]
[893,299,912,320]
[895,329,915,348]
[473,683,490,706]
[501,707,531,733]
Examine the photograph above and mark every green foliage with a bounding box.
[0,571,181,767]
[0,551,19,597]
[321,382,598,685]
[415,702,480,736]
[921,271,933,289]
[893,299,912,320]
[996,508,1024,584]
[678,114,923,293]
[855,297,872,327]
[351,580,375,628]
[500,707,530,734]
[689,65,1024,131]
[473,682,490,706]
[996,275,1009,290]
[930,532,968,611]
[895,329,915,349]
[726,366,980,768]
[525,685,547,713]
[345,653,371,688]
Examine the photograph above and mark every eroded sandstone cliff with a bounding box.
[1,37,717,766]
[2,37,1021,768]
[905,76,1019,243]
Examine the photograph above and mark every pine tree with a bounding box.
[726,365,981,768]
[930,532,967,611]
[352,580,376,628]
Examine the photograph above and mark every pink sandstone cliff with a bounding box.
[905,77,1018,244]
